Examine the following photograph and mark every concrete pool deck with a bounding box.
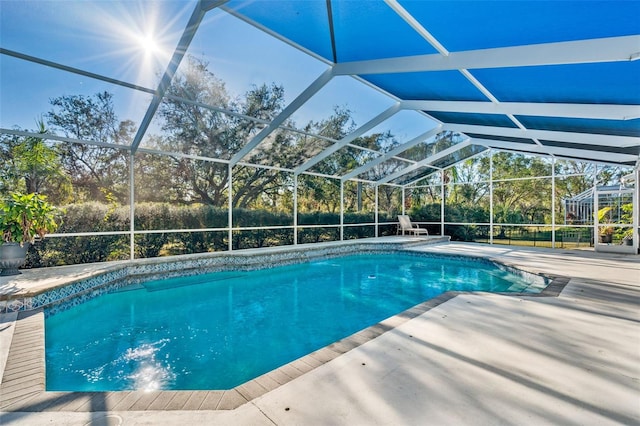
[0,240,639,425]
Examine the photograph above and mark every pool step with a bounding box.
[485,270,533,292]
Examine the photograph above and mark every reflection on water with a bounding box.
[82,339,175,390]
[128,362,174,391]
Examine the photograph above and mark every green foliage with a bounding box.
[446,224,489,242]
[155,56,292,207]
[0,119,72,204]
[22,201,124,267]
[409,203,441,222]
[343,225,376,240]
[297,175,341,213]
[596,206,613,223]
[298,227,340,244]
[58,202,128,233]
[23,204,381,266]
[482,152,552,180]
[613,203,634,241]
[46,91,131,203]
[446,203,490,224]
[596,166,629,186]
[1,192,61,244]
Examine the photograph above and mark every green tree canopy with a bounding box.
[0,119,71,204]
[46,91,133,203]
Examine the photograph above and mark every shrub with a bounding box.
[24,203,396,267]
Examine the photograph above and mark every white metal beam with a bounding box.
[341,125,442,181]
[0,128,128,151]
[383,0,449,56]
[131,0,227,153]
[332,35,640,75]
[377,139,471,184]
[402,100,640,121]
[294,103,402,174]
[230,67,334,165]
[458,68,499,103]
[403,149,488,187]
[446,124,639,147]
[0,48,156,95]
[473,138,637,164]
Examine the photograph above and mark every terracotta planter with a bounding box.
[0,242,29,276]
[598,234,612,244]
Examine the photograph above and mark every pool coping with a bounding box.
[0,271,570,413]
[1,237,452,314]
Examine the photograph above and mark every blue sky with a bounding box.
[0,0,435,145]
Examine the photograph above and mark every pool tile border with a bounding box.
[1,238,453,315]
[0,275,569,413]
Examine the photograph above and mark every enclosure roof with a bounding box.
[1,0,639,186]
[224,0,640,176]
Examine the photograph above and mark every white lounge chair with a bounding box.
[397,215,428,236]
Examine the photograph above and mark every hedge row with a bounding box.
[24,203,395,268]
[23,201,589,268]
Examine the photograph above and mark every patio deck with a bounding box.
[0,241,638,425]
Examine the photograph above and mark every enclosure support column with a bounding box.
[228,164,233,251]
[551,157,556,248]
[489,150,494,245]
[293,174,298,245]
[593,165,598,245]
[594,187,602,245]
[375,185,379,237]
[340,181,344,241]
[440,171,445,237]
[633,168,639,254]
[129,152,135,260]
[401,187,406,215]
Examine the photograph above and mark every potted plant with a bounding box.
[596,206,614,244]
[0,191,60,276]
[599,226,614,244]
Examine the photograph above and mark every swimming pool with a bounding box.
[45,252,545,391]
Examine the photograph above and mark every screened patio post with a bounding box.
[552,158,556,248]
[228,164,233,251]
[129,151,135,260]
[593,165,598,246]
[440,170,445,237]
[340,181,344,241]
[293,174,298,245]
[489,150,494,245]
[375,185,379,237]
[634,168,639,254]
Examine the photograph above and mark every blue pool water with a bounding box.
[45,252,543,391]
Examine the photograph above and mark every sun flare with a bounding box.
[138,34,159,55]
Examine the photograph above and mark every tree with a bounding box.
[298,174,341,213]
[46,92,133,203]
[0,119,71,204]
[481,152,552,224]
[295,107,378,214]
[440,156,490,219]
[155,56,380,211]
[156,56,294,207]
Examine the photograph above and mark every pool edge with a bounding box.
[1,237,451,314]
[0,275,570,413]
